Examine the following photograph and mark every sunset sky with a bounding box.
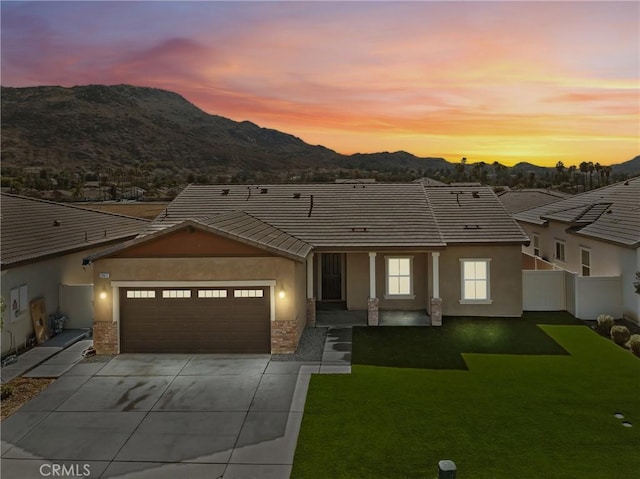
[1,1,638,167]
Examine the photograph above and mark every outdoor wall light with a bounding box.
[99,287,108,300]
[278,287,286,299]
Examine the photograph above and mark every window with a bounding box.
[126,290,156,299]
[532,233,540,256]
[386,257,413,297]
[460,259,491,303]
[162,289,191,298]
[198,289,228,298]
[234,289,264,298]
[580,248,591,276]
[554,240,566,262]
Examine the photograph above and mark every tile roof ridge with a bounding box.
[419,185,446,245]
[194,209,311,246]
[0,193,150,223]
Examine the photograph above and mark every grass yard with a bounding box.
[292,314,640,479]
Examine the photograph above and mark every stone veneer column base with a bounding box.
[271,320,298,354]
[93,321,118,354]
[368,298,379,326]
[430,298,443,326]
[306,298,316,327]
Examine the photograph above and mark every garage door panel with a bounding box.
[120,287,270,353]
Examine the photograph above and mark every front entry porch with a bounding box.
[316,307,430,327]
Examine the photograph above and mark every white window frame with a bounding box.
[580,248,591,277]
[384,256,415,299]
[459,259,492,304]
[126,290,156,299]
[234,289,264,298]
[554,240,566,262]
[532,233,540,257]
[162,289,192,298]
[198,289,228,298]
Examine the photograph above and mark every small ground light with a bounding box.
[614,413,624,419]
[622,422,632,427]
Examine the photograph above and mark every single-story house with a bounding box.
[0,194,149,357]
[85,183,529,355]
[515,177,639,322]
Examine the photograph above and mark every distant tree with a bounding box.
[595,162,603,187]
[454,157,467,182]
[579,162,589,190]
[555,161,565,183]
[603,165,612,185]
[587,162,595,190]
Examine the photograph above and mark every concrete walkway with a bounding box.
[1,329,354,479]
[1,330,90,383]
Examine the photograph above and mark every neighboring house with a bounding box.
[0,194,149,357]
[85,183,528,355]
[496,189,571,214]
[515,177,640,322]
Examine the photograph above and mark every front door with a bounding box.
[322,253,342,300]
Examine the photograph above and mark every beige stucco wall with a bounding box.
[439,244,523,317]
[92,256,305,351]
[1,249,99,356]
[520,221,639,322]
[344,252,429,310]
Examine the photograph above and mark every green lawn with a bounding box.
[292,314,640,479]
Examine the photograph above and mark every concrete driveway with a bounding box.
[1,354,328,479]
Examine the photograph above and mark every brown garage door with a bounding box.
[120,287,270,353]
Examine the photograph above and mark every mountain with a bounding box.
[348,151,453,171]
[1,84,341,173]
[1,84,636,180]
[611,156,640,175]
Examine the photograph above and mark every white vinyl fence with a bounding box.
[523,264,622,319]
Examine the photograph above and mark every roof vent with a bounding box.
[293,193,301,199]
[260,188,268,194]
[351,227,368,232]
[472,191,480,198]
[221,189,230,196]
[53,220,61,227]
[464,225,481,229]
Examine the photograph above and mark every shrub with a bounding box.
[610,325,631,346]
[628,334,640,357]
[1,383,12,400]
[596,314,614,336]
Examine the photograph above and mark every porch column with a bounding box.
[368,252,379,326]
[431,252,442,326]
[306,253,316,327]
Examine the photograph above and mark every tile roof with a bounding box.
[514,177,640,247]
[132,183,527,250]
[194,211,312,259]
[143,183,447,249]
[423,186,529,244]
[496,189,571,213]
[85,211,312,263]
[1,194,150,268]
